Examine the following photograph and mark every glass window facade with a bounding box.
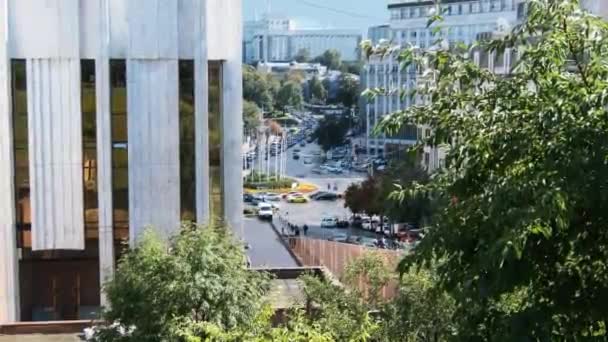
[110,60,129,244]
[12,60,29,248]
[81,60,99,239]
[179,60,196,222]
[209,61,223,220]
[13,59,101,321]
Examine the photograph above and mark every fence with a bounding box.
[287,237,403,300]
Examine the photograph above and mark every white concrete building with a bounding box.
[0,0,243,323]
[363,0,517,170]
[244,18,362,63]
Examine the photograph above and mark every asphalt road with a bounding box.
[235,217,299,268]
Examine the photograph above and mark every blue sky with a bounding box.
[243,0,388,32]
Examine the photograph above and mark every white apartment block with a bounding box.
[244,18,362,63]
[363,0,518,170]
[0,0,244,323]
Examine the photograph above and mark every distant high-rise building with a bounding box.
[243,17,362,63]
[362,0,518,170]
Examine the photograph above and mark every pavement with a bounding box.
[235,218,299,268]
[0,335,82,342]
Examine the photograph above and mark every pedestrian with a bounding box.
[281,226,285,235]
[333,183,338,191]
[303,224,309,235]
[295,227,301,236]
[327,183,331,190]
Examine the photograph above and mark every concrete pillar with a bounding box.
[195,0,210,223]
[96,0,114,307]
[221,0,244,234]
[0,0,20,323]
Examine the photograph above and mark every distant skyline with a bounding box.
[243,0,388,32]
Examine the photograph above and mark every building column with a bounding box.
[195,0,210,223]
[0,0,20,323]
[96,0,114,307]
[222,0,244,234]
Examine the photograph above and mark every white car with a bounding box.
[263,193,281,201]
[257,203,273,220]
[361,216,372,231]
[321,217,338,228]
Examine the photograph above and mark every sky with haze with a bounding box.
[243,0,389,33]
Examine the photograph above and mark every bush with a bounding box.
[95,223,271,341]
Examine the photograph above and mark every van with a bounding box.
[257,203,273,220]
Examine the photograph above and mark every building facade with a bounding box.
[0,0,243,323]
[362,0,517,169]
[244,18,362,63]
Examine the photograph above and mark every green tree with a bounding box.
[97,224,271,341]
[314,49,342,70]
[368,0,608,339]
[309,75,328,104]
[243,100,262,132]
[378,264,456,342]
[313,115,350,152]
[337,74,360,108]
[294,48,311,63]
[344,175,383,216]
[243,65,278,111]
[276,81,303,112]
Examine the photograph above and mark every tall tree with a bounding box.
[243,65,277,111]
[368,0,608,339]
[313,115,350,152]
[337,74,360,108]
[309,75,328,104]
[275,81,303,112]
[243,100,262,132]
[314,49,342,70]
[294,48,311,63]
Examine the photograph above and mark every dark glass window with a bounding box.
[209,62,223,220]
[179,60,196,222]
[12,60,29,248]
[110,60,129,244]
[81,60,99,239]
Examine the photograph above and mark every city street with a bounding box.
[245,137,379,245]
[236,218,299,268]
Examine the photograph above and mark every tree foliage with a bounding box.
[309,75,328,104]
[337,74,360,108]
[98,224,271,341]
[313,115,350,151]
[367,0,608,339]
[276,81,304,112]
[294,48,312,63]
[314,49,342,70]
[243,100,262,132]
[243,65,279,111]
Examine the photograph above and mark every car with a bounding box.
[311,192,339,201]
[257,203,273,220]
[263,193,281,202]
[336,218,349,228]
[311,168,324,174]
[361,216,372,231]
[299,141,306,147]
[287,194,309,203]
[328,233,348,243]
[350,215,363,228]
[293,153,300,160]
[243,193,254,203]
[282,191,301,199]
[321,217,338,228]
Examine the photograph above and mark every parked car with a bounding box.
[361,216,372,231]
[321,217,338,228]
[293,153,300,160]
[328,233,348,243]
[350,215,363,228]
[310,191,338,201]
[299,141,306,147]
[287,194,309,203]
[257,203,273,220]
[282,191,301,199]
[263,193,281,202]
[243,193,254,203]
[336,218,349,228]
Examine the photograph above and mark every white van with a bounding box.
[257,203,273,220]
